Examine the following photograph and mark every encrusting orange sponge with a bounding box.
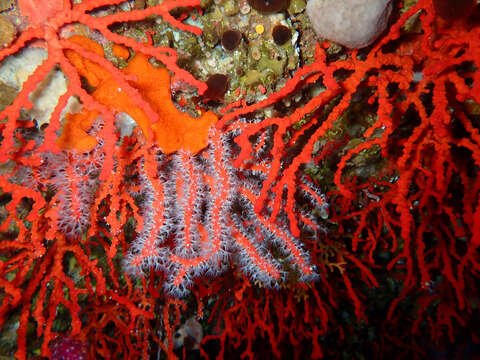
[57,110,100,152]
[57,35,217,154]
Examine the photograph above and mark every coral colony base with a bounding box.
[0,0,479,358]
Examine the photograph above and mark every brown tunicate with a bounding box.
[247,0,290,14]
[272,25,291,45]
[204,74,229,100]
[221,29,242,51]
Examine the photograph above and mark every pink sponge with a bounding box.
[50,337,88,360]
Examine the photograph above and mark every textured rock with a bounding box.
[0,15,15,48]
[0,47,80,127]
[306,0,393,49]
[0,0,14,12]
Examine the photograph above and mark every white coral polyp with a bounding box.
[123,128,321,297]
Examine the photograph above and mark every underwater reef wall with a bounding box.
[0,0,479,358]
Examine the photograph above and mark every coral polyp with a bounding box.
[124,128,319,296]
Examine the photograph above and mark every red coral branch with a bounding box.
[0,0,479,358]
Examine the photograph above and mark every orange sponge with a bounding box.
[58,36,217,154]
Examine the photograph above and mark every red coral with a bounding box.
[0,0,479,358]
[0,0,208,358]
[215,0,480,353]
[17,0,64,26]
[121,127,317,296]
